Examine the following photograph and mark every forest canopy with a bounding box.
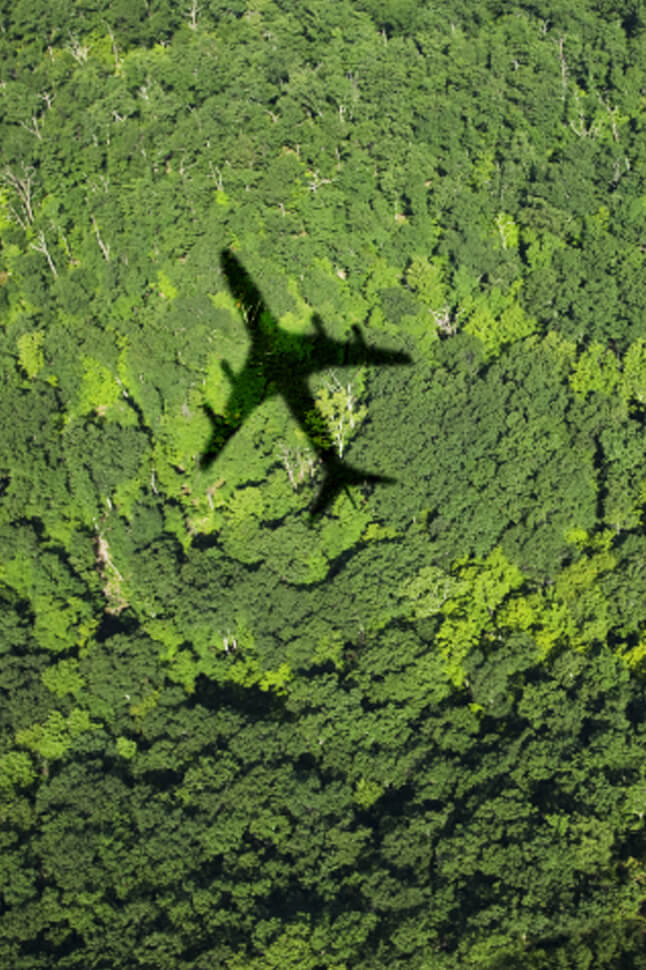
[3,1,646,967]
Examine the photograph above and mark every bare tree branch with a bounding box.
[1,164,36,225]
[91,214,111,262]
[557,37,567,91]
[19,116,41,139]
[66,34,89,63]
[187,0,199,29]
[30,230,58,278]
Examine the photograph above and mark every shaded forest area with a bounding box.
[3,0,646,967]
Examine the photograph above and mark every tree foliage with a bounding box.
[3,1,646,967]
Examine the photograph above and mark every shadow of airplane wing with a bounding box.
[220,248,266,332]
[349,325,412,366]
[200,402,240,469]
[200,360,270,470]
[305,319,413,372]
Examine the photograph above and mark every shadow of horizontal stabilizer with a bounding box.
[310,453,396,517]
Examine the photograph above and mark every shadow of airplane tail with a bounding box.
[310,452,395,517]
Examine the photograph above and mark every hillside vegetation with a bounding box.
[3,2,646,967]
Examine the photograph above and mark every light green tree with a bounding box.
[17,330,44,379]
[307,370,367,458]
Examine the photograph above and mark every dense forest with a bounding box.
[3,0,646,966]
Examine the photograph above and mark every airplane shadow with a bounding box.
[200,248,411,517]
